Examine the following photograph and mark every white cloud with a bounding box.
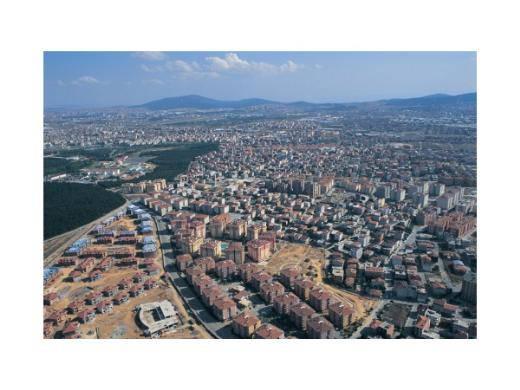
[142,79,165,86]
[205,53,303,75]
[137,52,304,78]
[140,64,164,73]
[206,53,272,73]
[164,60,219,79]
[314,64,323,70]
[75,76,100,84]
[165,60,195,73]
[132,51,167,61]
[280,60,304,73]
[58,76,101,86]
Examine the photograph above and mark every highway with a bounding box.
[153,216,237,339]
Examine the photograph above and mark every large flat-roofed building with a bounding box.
[136,300,179,337]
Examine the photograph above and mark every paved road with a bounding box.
[153,216,237,339]
[350,299,385,339]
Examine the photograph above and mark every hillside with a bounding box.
[134,95,277,110]
[133,92,476,113]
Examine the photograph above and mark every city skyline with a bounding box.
[44,51,476,107]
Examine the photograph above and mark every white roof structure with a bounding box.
[137,300,178,336]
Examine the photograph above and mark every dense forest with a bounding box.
[44,182,125,239]
[54,147,114,161]
[138,142,219,182]
[44,157,90,176]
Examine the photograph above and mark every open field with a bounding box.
[262,241,326,279]
[82,283,209,339]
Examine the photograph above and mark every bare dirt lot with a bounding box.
[44,214,211,339]
[261,241,377,321]
[262,242,326,279]
[81,283,209,339]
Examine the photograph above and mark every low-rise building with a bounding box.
[255,323,285,339]
[273,292,300,315]
[294,278,315,301]
[280,266,301,289]
[309,287,333,312]
[232,311,261,338]
[260,281,285,303]
[238,263,258,283]
[250,271,273,291]
[215,259,237,281]
[289,302,316,331]
[307,316,336,339]
[328,301,355,329]
[212,297,237,321]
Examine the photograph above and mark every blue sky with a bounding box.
[44,52,476,107]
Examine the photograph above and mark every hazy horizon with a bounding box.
[44,51,477,107]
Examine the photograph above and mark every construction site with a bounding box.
[260,242,377,323]
[43,210,209,339]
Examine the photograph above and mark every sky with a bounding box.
[44,52,476,107]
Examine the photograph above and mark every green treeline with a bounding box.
[44,182,125,239]
[138,142,219,182]
[44,157,90,176]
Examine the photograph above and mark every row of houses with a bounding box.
[44,276,160,338]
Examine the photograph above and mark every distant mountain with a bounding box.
[381,92,476,109]
[133,95,279,110]
[132,92,476,112]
